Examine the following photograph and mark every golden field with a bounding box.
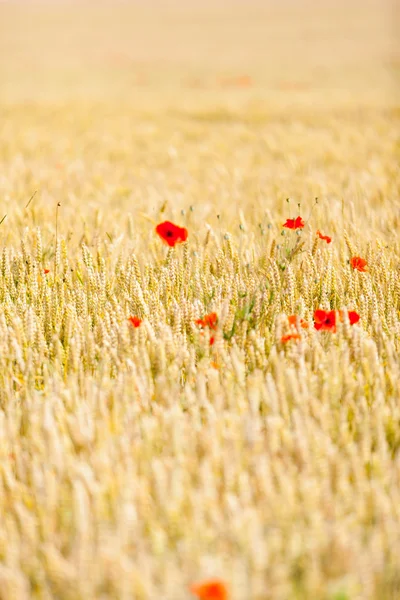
[0,1,399,598]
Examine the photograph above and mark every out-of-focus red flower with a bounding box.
[209,336,215,346]
[283,216,304,230]
[316,230,332,243]
[220,74,253,88]
[288,315,309,329]
[155,221,188,247]
[196,312,218,331]
[314,309,337,332]
[350,256,368,272]
[314,309,361,332]
[44,269,50,274]
[190,579,228,600]
[128,316,142,328]
[339,310,360,325]
[281,333,301,343]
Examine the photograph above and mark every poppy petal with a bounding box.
[196,313,218,331]
[350,256,368,272]
[348,311,360,325]
[316,230,332,243]
[190,580,228,600]
[313,310,329,324]
[288,315,309,329]
[283,218,295,229]
[128,316,142,327]
[283,216,304,230]
[281,333,301,343]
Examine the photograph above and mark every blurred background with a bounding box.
[0,0,396,108]
[0,0,397,245]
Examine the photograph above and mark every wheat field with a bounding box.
[0,1,399,599]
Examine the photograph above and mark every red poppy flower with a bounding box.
[209,336,215,346]
[155,221,188,247]
[44,269,50,274]
[313,309,337,332]
[128,316,142,328]
[190,580,228,600]
[281,333,301,343]
[347,310,360,325]
[339,310,360,325]
[288,315,309,329]
[283,216,304,230]
[350,256,368,272]
[196,312,218,331]
[316,230,332,244]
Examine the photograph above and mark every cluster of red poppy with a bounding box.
[129,311,219,345]
[314,309,360,332]
[128,219,367,345]
[280,215,366,340]
[281,308,360,342]
[283,215,369,271]
[283,215,332,244]
[155,218,368,273]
